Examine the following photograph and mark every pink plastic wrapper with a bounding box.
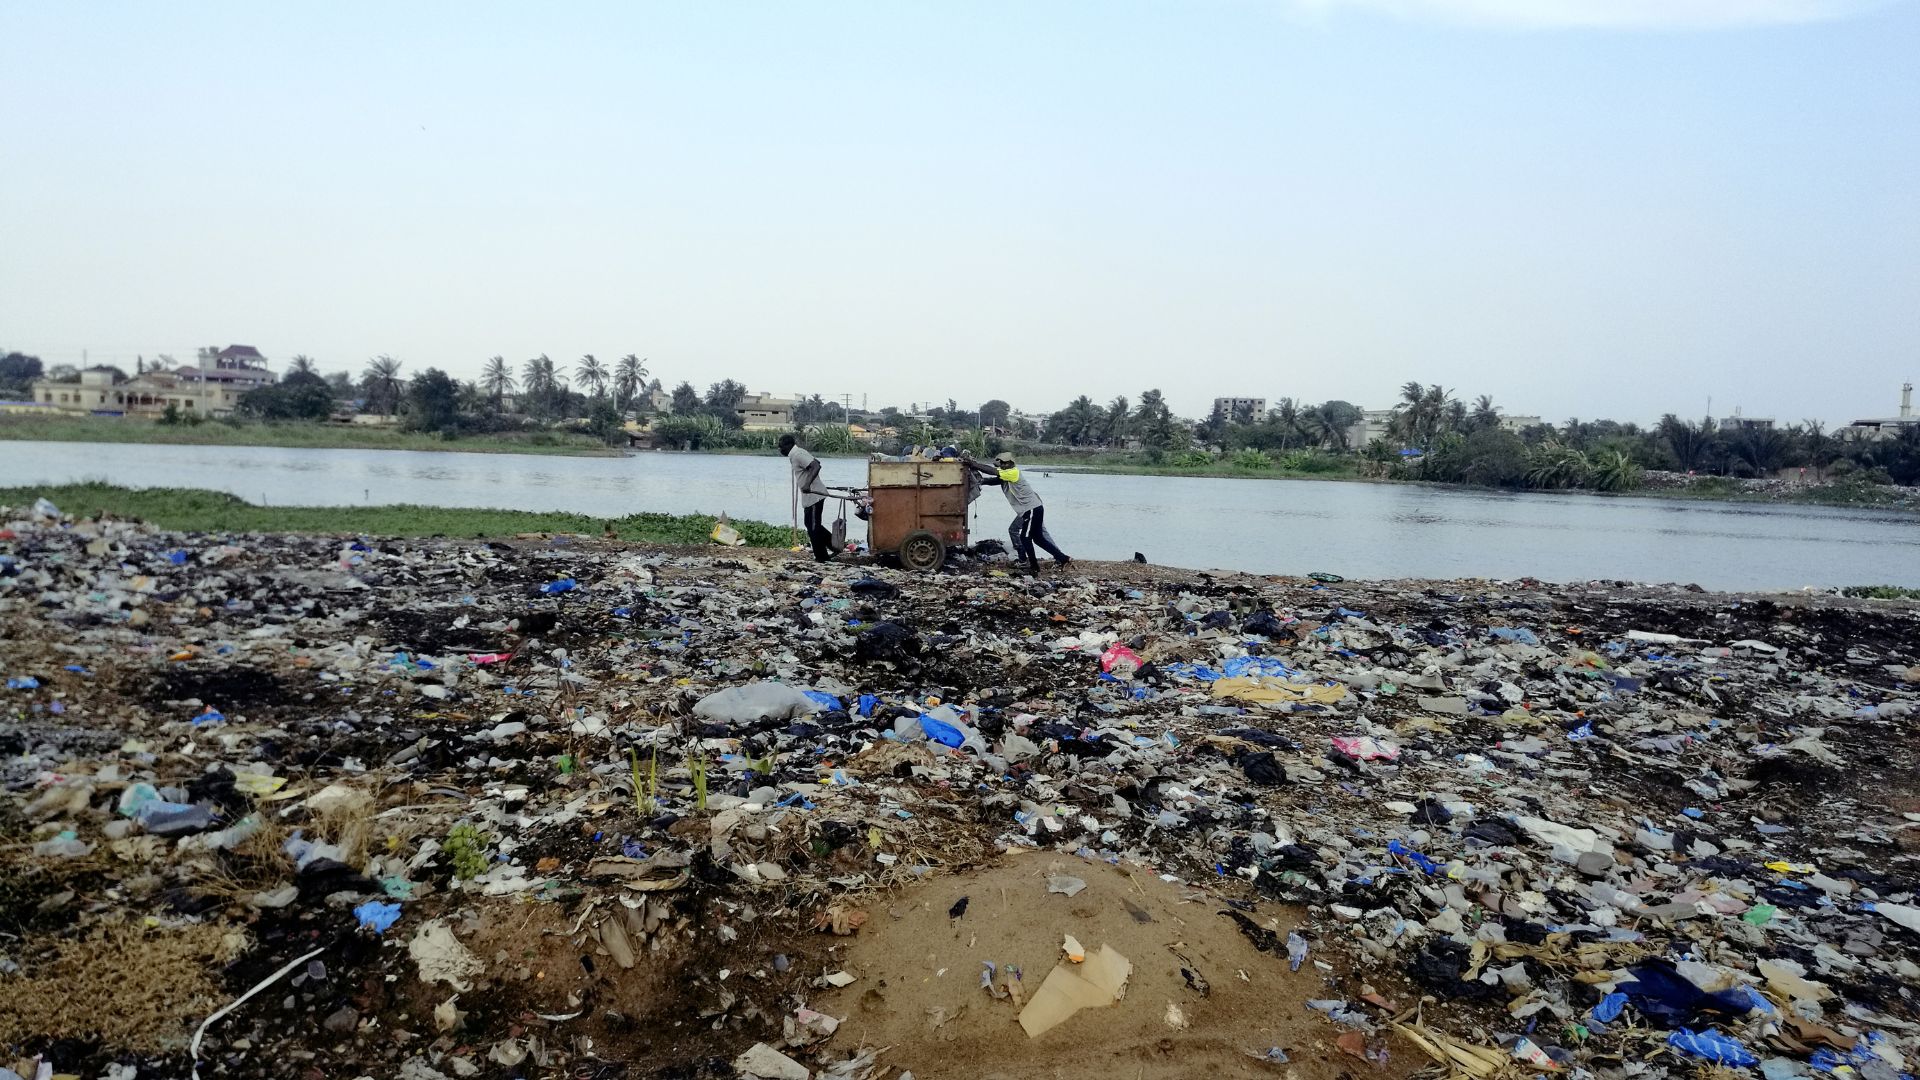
[1331,735,1401,761]
[1101,644,1142,678]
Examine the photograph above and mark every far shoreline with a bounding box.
[5,413,1916,515]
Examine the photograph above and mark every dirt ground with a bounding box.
[816,852,1413,1080]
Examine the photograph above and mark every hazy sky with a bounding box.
[3,1,1916,424]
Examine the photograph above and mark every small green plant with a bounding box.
[689,751,710,812]
[445,823,489,881]
[1231,448,1275,470]
[1170,450,1213,468]
[629,746,659,815]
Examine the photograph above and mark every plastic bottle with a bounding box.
[1287,931,1309,971]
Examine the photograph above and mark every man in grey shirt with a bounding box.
[779,434,834,561]
[965,451,1070,574]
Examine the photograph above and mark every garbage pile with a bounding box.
[3,497,1919,1079]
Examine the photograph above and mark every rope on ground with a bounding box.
[190,945,328,1079]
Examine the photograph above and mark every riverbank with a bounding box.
[0,482,791,547]
[2,512,1916,1079]
[0,414,618,456]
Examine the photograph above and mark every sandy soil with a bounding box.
[816,851,1415,1080]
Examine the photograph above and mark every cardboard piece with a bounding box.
[1017,944,1132,1038]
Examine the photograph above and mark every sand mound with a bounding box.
[814,852,1415,1080]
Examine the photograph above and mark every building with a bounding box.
[1213,396,1267,420]
[1344,409,1398,449]
[736,392,795,431]
[1848,382,1917,441]
[1719,408,1775,432]
[1498,414,1544,433]
[30,345,278,417]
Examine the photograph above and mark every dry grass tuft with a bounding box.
[0,921,236,1049]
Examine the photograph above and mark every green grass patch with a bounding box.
[0,482,791,547]
[0,414,616,457]
[1839,584,1920,600]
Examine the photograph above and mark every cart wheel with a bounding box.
[898,530,946,573]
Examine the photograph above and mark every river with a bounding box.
[7,440,1917,590]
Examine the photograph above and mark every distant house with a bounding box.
[736,392,795,431]
[1849,382,1917,441]
[1498,414,1543,433]
[1719,409,1775,432]
[29,345,277,417]
[1344,409,1398,449]
[1213,396,1267,420]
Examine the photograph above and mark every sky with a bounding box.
[2,1,1916,426]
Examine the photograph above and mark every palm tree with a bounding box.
[360,355,404,414]
[1394,382,1454,447]
[1659,414,1717,472]
[481,356,515,408]
[575,354,608,400]
[1300,404,1338,450]
[457,379,486,415]
[1103,396,1130,445]
[1055,396,1101,446]
[520,355,557,417]
[1444,399,1468,435]
[1271,398,1301,449]
[614,354,648,411]
[1729,427,1793,478]
[1134,389,1168,424]
[1470,394,1499,431]
[288,355,318,378]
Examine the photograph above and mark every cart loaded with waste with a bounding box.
[859,459,970,571]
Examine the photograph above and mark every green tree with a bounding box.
[1658,414,1717,472]
[1050,396,1101,446]
[614,354,648,411]
[287,354,318,378]
[670,381,701,414]
[979,399,1011,430]
[1728,427,1795,477]
[1271,398,1302,449]
[239,370,334,420]
[575,354,608,400]
[1103,396,1130,445]
[481,356,515,409]
[0,350,42,396]
[360,355,405,415]
[704,380,747,427]
[406,368,461,433]
[1469,394,1499,431]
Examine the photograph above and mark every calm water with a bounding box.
[7,440,1918,590]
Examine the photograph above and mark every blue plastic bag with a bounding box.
[1222,656,1295,679]
[354,900,403,934]
[919,715,966,748]
[802,691,843,711]
[1591,992,1628,1023]
[1667,1029,1757,1067]
[541,578,577,594]
[856,694,879,717]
